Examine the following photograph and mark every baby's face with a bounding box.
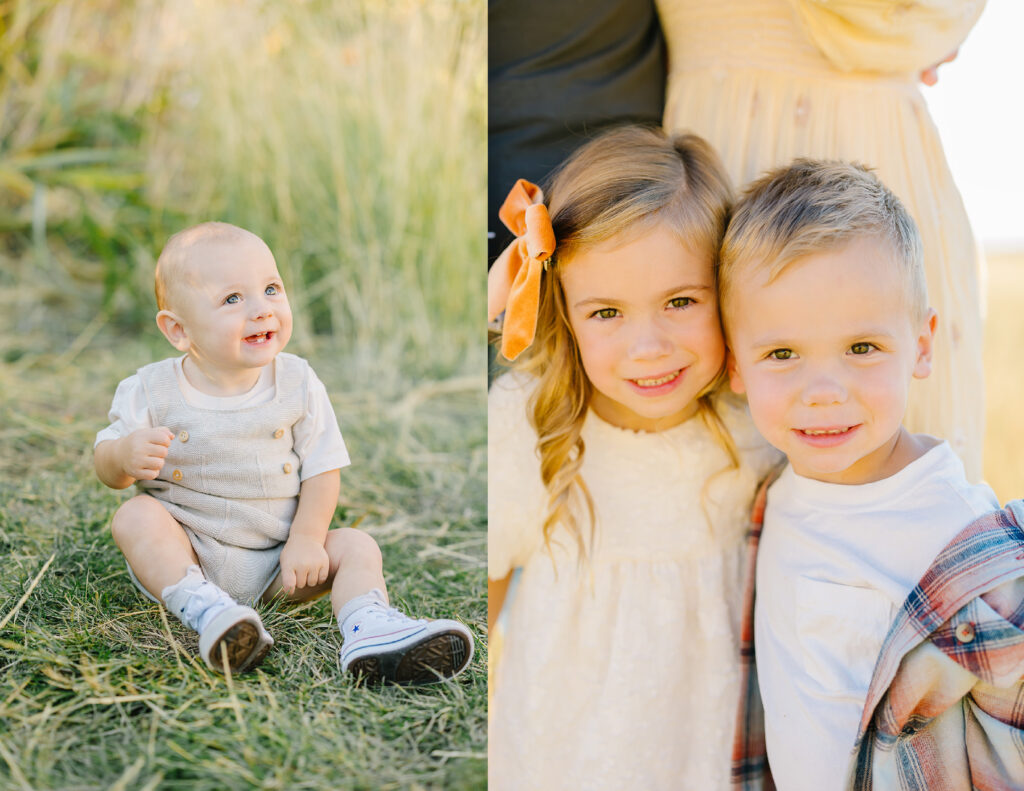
[170,235,293,374]
[725,235,934,484]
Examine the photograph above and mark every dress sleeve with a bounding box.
[293,365,351,481]
[94,374,153,447]
[787,0,985,74]
[488,373,547,580]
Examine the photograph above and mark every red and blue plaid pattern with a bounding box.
[731,482,1024,790]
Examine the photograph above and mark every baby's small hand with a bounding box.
[122,426,174,481]
[279,536,330,596]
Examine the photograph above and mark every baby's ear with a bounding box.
[726,350,746,394]
[912,308,938,379]
[156,310,190,352]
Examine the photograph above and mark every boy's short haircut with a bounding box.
[154,221,259,311]
[719,159,926,328]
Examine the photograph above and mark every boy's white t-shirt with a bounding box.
[754,441,998,791]
[95,356,350,481]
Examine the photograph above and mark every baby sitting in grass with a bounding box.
[93,221,473,682]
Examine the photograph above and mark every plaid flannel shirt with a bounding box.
[732,479,1024,790]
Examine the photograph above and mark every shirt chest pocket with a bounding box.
[795,578,895,699]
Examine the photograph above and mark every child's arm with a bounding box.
[94,427,175,489]
[488,572,512,637]
[279,469,340,595]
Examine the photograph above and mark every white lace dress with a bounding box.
[488,373,781,791]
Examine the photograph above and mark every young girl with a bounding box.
[487,126,781,789]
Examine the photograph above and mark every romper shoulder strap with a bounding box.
[136,358,182,425]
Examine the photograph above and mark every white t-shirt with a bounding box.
[95,355,350,481]
[754,440,999,791]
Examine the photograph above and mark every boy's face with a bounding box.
[164,235,293,375]
[725,235,935,484]
[560,223,725,432]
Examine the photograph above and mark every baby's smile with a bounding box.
[245,331,275,345]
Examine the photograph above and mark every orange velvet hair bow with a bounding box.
[487,179,556,361]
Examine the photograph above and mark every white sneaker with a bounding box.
[338,603,474,685]
[164,570,273,673]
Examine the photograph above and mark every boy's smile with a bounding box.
[560,223,724,432]
[726,235,936,484]
[157,234,293,395]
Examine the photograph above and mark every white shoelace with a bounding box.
[375,606,414,624]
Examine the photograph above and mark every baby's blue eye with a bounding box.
[850,342,874,355]
[769,349,793,360]
[668,297,693,309]
[225,294,240,305]
[265,284,279,295]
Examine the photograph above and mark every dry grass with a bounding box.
[0,335,487,790]
[982,249,1024,504]
[0,0,486,787]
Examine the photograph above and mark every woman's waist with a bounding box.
[660,0,829,72]
[667,54,914,85]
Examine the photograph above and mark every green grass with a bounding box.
[0,337,487,791]
[0,0,487,787]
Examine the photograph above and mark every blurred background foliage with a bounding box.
[0,4,488,787]
[1,0,485,387]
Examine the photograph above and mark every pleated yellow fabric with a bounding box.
[657,0,986,480]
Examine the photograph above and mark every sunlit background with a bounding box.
[923,0,1022,502]
[0,2,487,787]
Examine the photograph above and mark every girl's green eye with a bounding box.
[594,308,618,319]
[851,342,873,355]
[769,349,792,360]
[668,297,693,309]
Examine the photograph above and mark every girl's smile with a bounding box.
[626,367,686,394]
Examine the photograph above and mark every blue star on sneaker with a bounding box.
[353,625,360,632]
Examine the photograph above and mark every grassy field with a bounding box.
[982,250,1024,505]
[0,1,486,789]
[0,337,486,791]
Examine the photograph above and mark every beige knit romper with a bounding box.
[135,353,307,602]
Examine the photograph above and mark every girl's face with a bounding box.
[560,223,725,432]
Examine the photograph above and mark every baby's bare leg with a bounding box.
[110,494,199,601]
[262,527,385,614]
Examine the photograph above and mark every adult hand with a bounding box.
[279,535,330,595]
[920,49,958,86]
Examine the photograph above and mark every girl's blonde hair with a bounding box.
[508,125,738,561]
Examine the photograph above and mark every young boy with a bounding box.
[719,161,1024,789]
[94,221,473,683]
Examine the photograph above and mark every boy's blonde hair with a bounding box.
[719,160,926,330]
[509,125,737,562]
[154,222,264,311]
